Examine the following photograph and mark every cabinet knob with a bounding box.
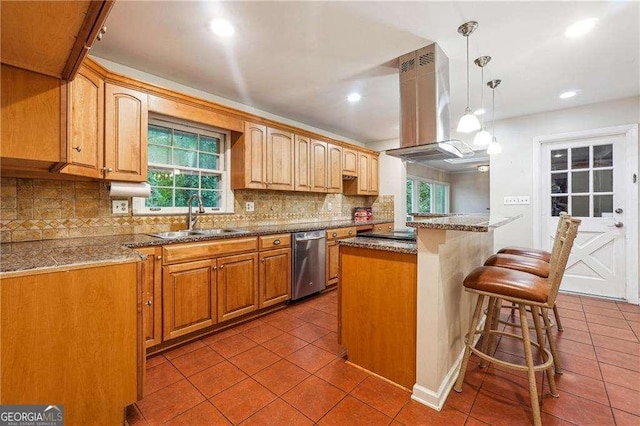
[332,232,337,237]
[348,231,353,235]
[213,266,218,270]
[145,300,152,306]
[103,167,113,173]
[97,26,107,41]
[261,259,265,263]
[220,265,224,269]
[73,146,82,152]
[157,255,162,260]
[273,239,281,245]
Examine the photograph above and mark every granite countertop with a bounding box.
[338,237,417,255]
[0,219,391,276]
[406,214,521,232]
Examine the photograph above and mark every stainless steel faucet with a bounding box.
[187,195,205,230]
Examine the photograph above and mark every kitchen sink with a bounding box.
[147,229,246,239]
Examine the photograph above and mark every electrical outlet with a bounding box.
[503,196,530,205]
[245,201,254,212]
[327,202,333,211]
[112,199,129,214]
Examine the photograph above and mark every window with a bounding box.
[133,117,233,214]
[406,176,449,217]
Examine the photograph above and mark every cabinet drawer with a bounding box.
[373,222,394,233]
[259,234,291,250]
[326,227,357,241]
[163,237,258,265]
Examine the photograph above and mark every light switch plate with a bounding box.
[246,202,254,212]
[503,196,530,205]
[327,202,333,211]
[112,199,129,214]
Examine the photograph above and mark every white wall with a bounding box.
[490,96,640,250]
[450,171,490,213]
[367,139,406,229]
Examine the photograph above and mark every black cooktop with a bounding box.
[358,228,417,242]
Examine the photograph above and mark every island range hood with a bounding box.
[386,43,474,162]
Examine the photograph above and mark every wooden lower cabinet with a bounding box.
[326,240,339,286]
[162,259,217,340]
[217,252,259,322]
[259,248,291,307]
[138,247,163,348]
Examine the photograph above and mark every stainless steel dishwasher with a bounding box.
[291,230,326,300]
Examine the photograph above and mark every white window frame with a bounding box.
[133,116,234,215]
[406,175,450,215]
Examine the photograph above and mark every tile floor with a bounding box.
[127,291,640,425]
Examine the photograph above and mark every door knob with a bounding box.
[615,208,623,214]
[608,221,624,228]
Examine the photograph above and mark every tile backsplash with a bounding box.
[0,178,394,242]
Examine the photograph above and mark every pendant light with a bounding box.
[456,21,481,133]
[473,56,492,146]
[486,79,502,155]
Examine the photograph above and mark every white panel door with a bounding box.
[541,135,626,299]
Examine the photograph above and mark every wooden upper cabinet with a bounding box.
[240,122,267,189]
[294,134,311,192]
[61,65,104,178]
[1,1,113,80]
[327,143,343,193]
[0,64,66,171]
[217,253,259,322]
[358,152,371,194]
[104,83,148,182]
[370,155,379,194]
[342,147,358,176]
[310,140,328,192]
[266,128,294,190]
[343,150,379,195]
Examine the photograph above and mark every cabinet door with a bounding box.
[358,152,370,194]
[244,122,267,189]
[259,248,291,308]
[342,148,358,176]
[326,240,339,286]
[369,155,379,195]
[294,134,311,192]
[266,128,294,190]
[61,65,103,178]
[327,144,343,193]
[104,83,148,182]
[217,253,259,322]
[138,247,162,348]
[310,139,328,192]
[162,259,216,340]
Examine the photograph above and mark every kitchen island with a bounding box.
[338,214,520,410]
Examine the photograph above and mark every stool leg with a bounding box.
[531,306,558,398]
[488,297,502,356]
[553,303,563,331]
[479,297,497,368]
[542,307,563,375]
[519,304,542,426]
[454,294,485,393]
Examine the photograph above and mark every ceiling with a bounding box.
[92,1,639,160]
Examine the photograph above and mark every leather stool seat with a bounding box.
[464,266,549,303]
[484,253,550,278]
[497,247,551,263]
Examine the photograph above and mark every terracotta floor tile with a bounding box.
[286,344,337,373]
[479,368,540,406]
[146,354,167,368]
[162,401,230,426]
[560,300,584,313]
[240,398,313,426]
[312,332,346,356]
[542,388,616,425]
[208,333,257,358]
[591,333,640,356]
[292,306,328,323]
[313,301,339,316]
[582,305,625,319]
[550,327,592,345]
[446,387,479,415]
[585,312,633,329]
[629,321,640,339]
[350,375,411,418]
[554,316,590,332]
[555,307,586,321]
[228,345,281,375]
[546,370,609,405]
[144,361,184,397]
[464,416,491,425]
[555,336,597,360]
[557,351,603,380]
[622,311,640,322]
[126,404,147,426]
[580,296,620,309]
[289,323,332,343]
[395,400,466,425]
[261,333,309,357]
[617,303,640,313]
[556,293,582,303]
[307,311,338,331]
[266,315,308,332]
[164,340,207,360]
[137,379,205,424]
[200,327,241,345]
[318,395,392,425]
[595,347,640,372]
[588,323,638,342]
[170,346,224,377]
[242,323,284,344]
[605,382,640,416]
[315,359,368,392]
[188,360,248,398]
[600,363,640,391]
[210,378,277,424]
[253,359,310,396]
[232,317,266,333]
[612,408,640,426]
[468,390,536,425]
[283,375,346,422]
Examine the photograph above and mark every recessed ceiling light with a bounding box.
[209,18,235,37]
[347,93,361,103]
[565,18,598,38]
[559,90,577,99]
[474,108,486,116]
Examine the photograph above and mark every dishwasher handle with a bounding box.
[295,235,325,242]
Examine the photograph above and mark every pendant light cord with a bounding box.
[466,36,470,109]
[492,86,496,136]
[480,67,485,126]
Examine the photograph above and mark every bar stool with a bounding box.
[454,217,580,426]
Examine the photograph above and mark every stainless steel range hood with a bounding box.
[386,43,474,162]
